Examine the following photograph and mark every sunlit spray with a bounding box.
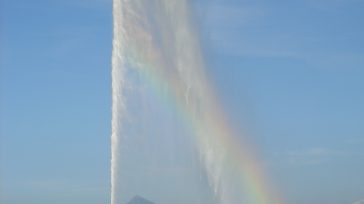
[111,0,282,203]
[111,0,124,204]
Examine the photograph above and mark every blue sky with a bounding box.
[1,0,364,204]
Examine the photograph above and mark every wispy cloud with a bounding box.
[22,178,106,195]
[204,2,266,29]
[202,0,364,70]
[64,0,111,9]
[352,199,364,204]
[284,147,349,166]
[203,2,298,58]
[305,0,363,11]
[287,147,346,157]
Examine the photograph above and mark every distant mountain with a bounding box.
[127,195,155,204]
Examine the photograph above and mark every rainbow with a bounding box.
[112,0,283,203]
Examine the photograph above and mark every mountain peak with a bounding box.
[127,195,155,204]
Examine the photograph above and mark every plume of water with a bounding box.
[111,0,281,204]
[111,1,124,204]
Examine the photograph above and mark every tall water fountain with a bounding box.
[111,1,282,204]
